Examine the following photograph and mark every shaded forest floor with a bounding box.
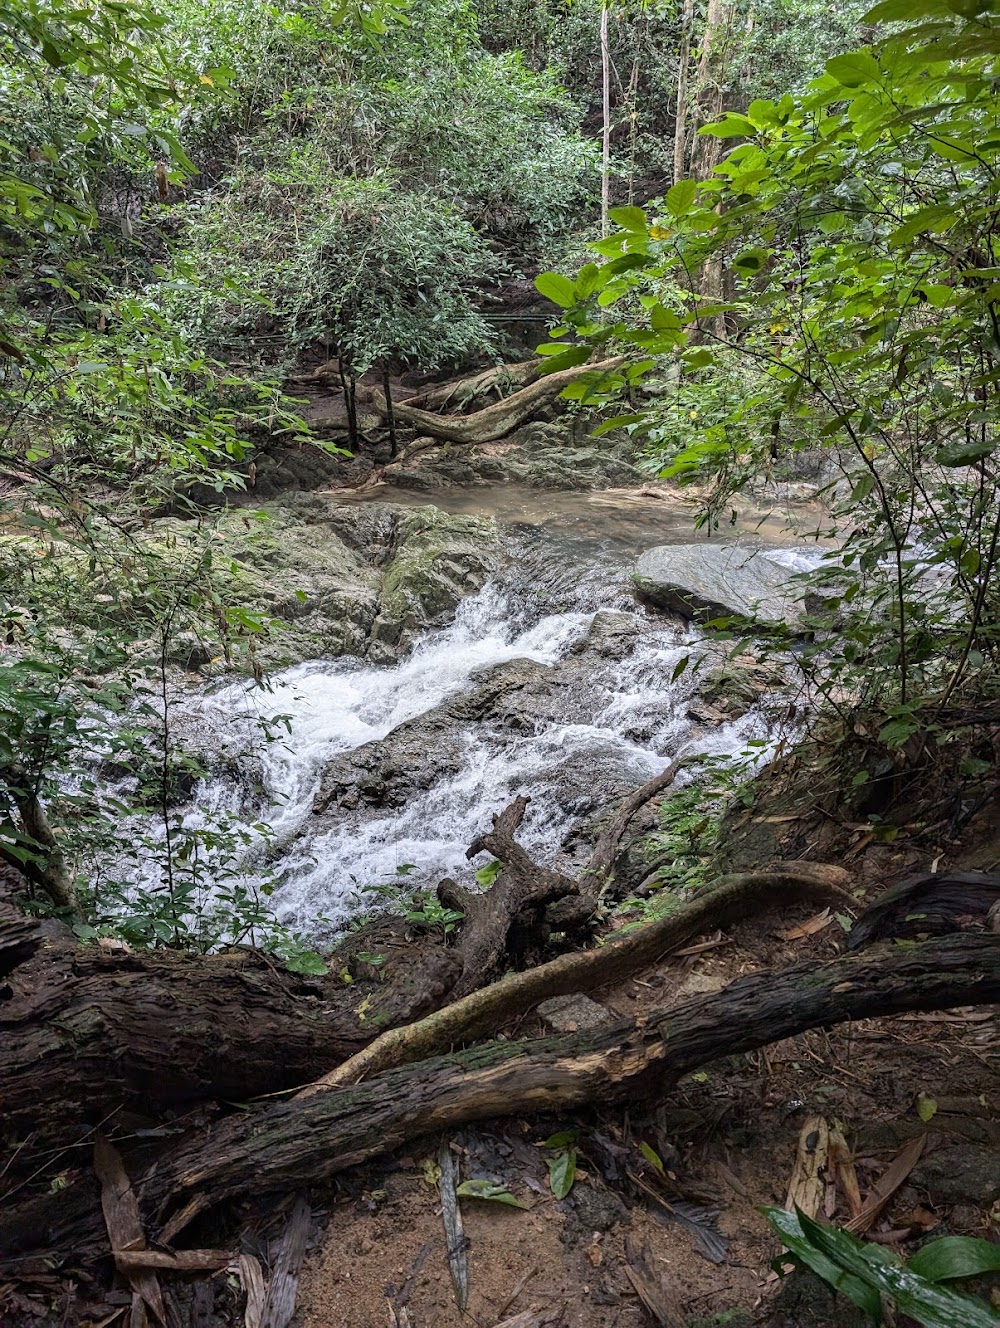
[294,894,999,1328]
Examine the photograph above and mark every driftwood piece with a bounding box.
[402,361,541,413]
[580,759,683,899]
[373,357,624,445]
[623,1235,685,1328]
[94,1136,166,1327]
[303,863,852,1093]
[260,1196,311,1328]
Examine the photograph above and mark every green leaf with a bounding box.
[455,1179,529,1209]
[547,1148,577,1200]
[543,1130,578,1148]
[536,345,593,374]
[936,440,995,466]
[608,205,648,232]
[798,1209,1000,1328]
[666,180,697,216]
[671,654,690,682]
[851,474,876,503]
[639,1141,665,1174]
[535,272,577,308]
[701,114,756,138]
[825,52,881,88]
[908,1236,1000,1283]
[763,1208,882,1319]
[475,860,503,887]
[916,1093,938,1123]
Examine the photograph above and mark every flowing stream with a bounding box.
[110,489,821,939]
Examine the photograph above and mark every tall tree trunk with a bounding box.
[689,0,734,338]
[673,0,695,185]
[600,0,611,235]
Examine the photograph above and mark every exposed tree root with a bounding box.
[299,861,853,1094]
[402,361,542,413]
[373,357,624,445]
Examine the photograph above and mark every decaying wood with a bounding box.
[3,935,998,1266]
[846,870,1000,950]
[402,361,541,413]
[260,1196,311,1328]
[0,921,460,1143]
[580,759,683,899]
[437,1141,469,1314]
[107,935,1000,1249]
[95,1136,167,1327]
[373,357,624,445]
[623,1234,686,1328]
[441,794,581,1000]
[844,1135,926,1237]
[303,862,852,1093]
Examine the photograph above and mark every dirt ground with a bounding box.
[296,900,1000,1328]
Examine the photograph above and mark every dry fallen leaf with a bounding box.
[778,909,833,942]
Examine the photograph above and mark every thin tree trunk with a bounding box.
[673,0,695,185]
[601,1,611,235]
[381,366,398,457]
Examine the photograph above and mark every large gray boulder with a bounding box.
[632,544,805,629]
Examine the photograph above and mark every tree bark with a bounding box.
[0,920,461,1144]
[372,357,624,445]
[600,0,611,236]
[302,862,852,1094]
[672,0,695,185]
[4,934,994,1265]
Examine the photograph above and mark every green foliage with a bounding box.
[536,0,1000,781]
[541,1130,578,1199]
[765,1206,1000,1326]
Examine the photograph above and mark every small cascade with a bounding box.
[101,506,792,938]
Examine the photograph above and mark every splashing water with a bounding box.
[107,515,797,938]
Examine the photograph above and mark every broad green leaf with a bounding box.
[916,1093,938,1123]
[535,345,593,374]
[535,272,577,309]
[456,1179,529,1209]
[763,1208,882,1319]
[608,205,648,232]
[825,52,881,88]
[799,1210,1000,1328]
[936,440,995,466]
[639,1141,665,1173]
[547,1148,577,1200]
[908,1236,1000,1283]
[666,180,697,216]
[700,114,756,138]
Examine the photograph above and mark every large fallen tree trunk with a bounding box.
[3,934,995,1263]
[373,357,624,445]
[0,916,462,1142]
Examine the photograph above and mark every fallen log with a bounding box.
[3,929,998,1266]
[0,922,462,1143]
[21,933,987,1262]
[306,861,852,1093]
[373,357,625,445]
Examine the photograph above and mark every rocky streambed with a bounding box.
[111,483,825,939]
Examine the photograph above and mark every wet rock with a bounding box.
[692,652,789,720]
[367,506,502,659]
[537,993,613,1034]
[632,544,806,629]
[577,609,643,659]
[911,1144,1000,1207]
[313,657,559,812]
